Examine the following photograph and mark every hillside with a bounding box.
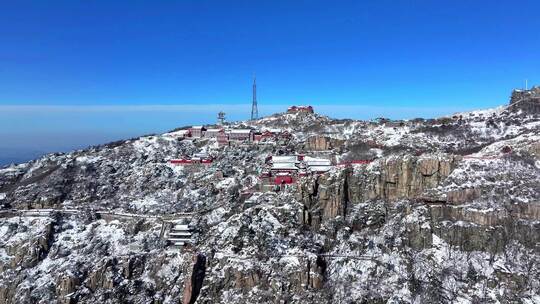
[0,89,539,304]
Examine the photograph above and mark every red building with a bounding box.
[169,129,191,138]
[274,173,294,185]
[228,129,253,142]
[204,128,224,138]
[287,105,314,114]
[217,131,229,146]
[189,126,206,138]
[254,130,273,141]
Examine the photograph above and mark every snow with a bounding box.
[278,255,301,267]
[216,177,236,189]
[75,156,101,163]
[207,207,227,226]
[271,162,299,170]
[261,128,282,133]
[156,253,186,281]
[304,156,332,166]
[451,106,506,119]
[431,233,447,265]
[228,129,252,134]
[0,101,539,303]
[165,129,190,136]
[523,296,540,304]
[0,163,29,174]
[309,165,333,173]
[129,197,160,212]
[271,155,298,163]
[259,210,283,229]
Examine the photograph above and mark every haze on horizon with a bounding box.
[1,0,539,166]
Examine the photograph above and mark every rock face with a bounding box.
[304,136,344,151]
[509,87,540,113]
[297,154,458,229]
[182,253,207,304]
[528,142,540,158]
[429,203,540,252]
[1,97,540,303]
[367,155,457,201]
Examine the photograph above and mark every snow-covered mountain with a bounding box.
[1,89,539,304]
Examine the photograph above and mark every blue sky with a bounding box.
[1,0,540,164]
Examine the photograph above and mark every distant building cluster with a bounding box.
[169,125,292,147]
[168,126,294,166]
[169,151,213,165]
[287,105,314,114]
[167,103,319,170]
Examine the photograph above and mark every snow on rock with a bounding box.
[0,101,539,303]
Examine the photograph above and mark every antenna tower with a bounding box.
[251,76,258,120]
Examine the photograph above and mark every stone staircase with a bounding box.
[166,223,193,247]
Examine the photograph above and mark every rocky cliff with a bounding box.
[510,87,540,114]
[297,154,459,230]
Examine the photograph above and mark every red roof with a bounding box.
[170,159,192,164]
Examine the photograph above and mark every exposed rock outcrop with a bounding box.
[509,87,540,113]
[304,136,344,151]
[182,253,206,304]
[298,154,458,229]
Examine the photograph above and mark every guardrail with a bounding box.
[336,160,373,166]
[220,253,375,261]
[1,208,196,221]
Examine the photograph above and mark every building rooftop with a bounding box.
[228,129,253,134]
[167,130,190,136]
[272,156,298,163]
[262,128,282,133]
[304,156,332,166]
[271,162,299,170]
[309,165,333,172]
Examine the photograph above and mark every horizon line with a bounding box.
[0,103,504,117]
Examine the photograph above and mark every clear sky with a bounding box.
[1,0,539,164]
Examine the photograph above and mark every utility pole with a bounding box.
[525,79,528,90]
[251,76,258,120]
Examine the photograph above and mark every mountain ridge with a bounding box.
[0,90,539,303]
